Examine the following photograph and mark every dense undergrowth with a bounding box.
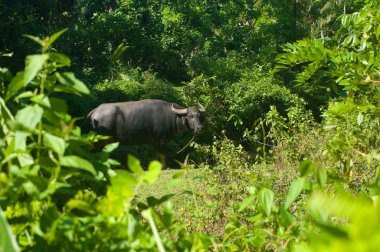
[1,0,380,251]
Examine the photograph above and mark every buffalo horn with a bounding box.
[171,104,188,115]
[198,103,206,112]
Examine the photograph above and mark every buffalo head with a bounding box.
[171,103,206,133]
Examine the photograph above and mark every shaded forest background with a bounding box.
[1,0,365,160]
[2,0,362,116]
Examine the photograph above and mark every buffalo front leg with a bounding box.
[156,144,167,169]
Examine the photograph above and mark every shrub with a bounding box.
[181,66,305,144]
[92,68,181,104]
[188,51,255,83]
[222,67,306,146]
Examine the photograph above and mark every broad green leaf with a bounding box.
[238,194,256,212]
[23,181,39,195]
[342,35,353,46]
[45,28,68,50]
[15,104,43,130]
[278,207,295,228]
[247,213,263,223]
[24,54,49,85]
[49,53,71,67]
[103,170,138,216]
[357,112,363,125]
[285,178,305,209]
[14,131,29,151]
[102,142,119,153]
[341,15,349,27]
[0,207,19,252]
[295,61,320,84]
[5,71,25,101]
[112,42,128,62]
[0,98,13,121]
[363,24,372,33]
[60,156,96,175]
[14,91,34,101]
[308,200,329,224]
[128,154,144,175]
[127,213,138,239]
[308,192,370,222]
[376,25,380,39]
[258,188,274,217]
[44,133,65,155]
[299,160,314,177]
[23,34,45,47]
[0,153,17,167]
[315,165,327,188]
[31,94,51,108]
[66,199,96,215]
[111,170,137,193]
[143,161,162,184]
[18,153,34,167]
[339,79,353,86]
[55,72,89,95]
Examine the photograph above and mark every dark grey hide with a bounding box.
[87,99,206,159]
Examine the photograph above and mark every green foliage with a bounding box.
[223,1,380,250]
[188,52,256,83]
[275,0,380,182]
[294,192,380,252]
[276,1,380,94]
[0,207,19,252]
[1,0,339,85]
[181,66,305,147]
[92,68,181,104]
[0,33,215,251]
[225,68,303,133]
[2,1,380,251]
[0,31,109,250]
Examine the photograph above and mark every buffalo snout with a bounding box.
[195,124,204,133]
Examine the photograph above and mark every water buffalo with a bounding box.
[87,99,206,165]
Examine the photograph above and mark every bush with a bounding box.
[92,68,181,104]
[222,67,305,145]
[188,51,255,83]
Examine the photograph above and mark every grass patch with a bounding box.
[136,165,251,236]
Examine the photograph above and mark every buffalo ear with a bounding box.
[171,104,188,115]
